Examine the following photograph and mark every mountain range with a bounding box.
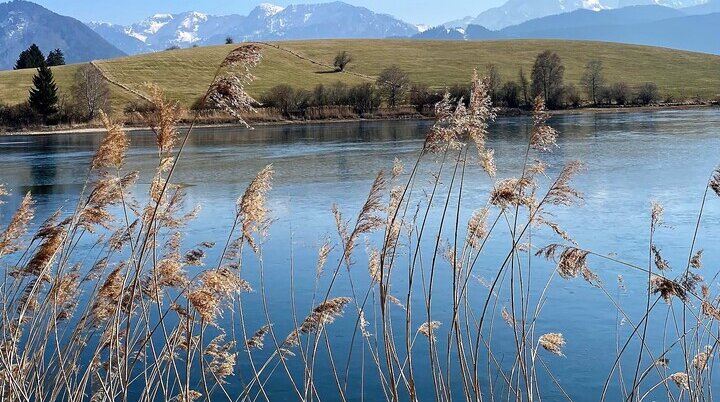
[88,2,420,55]
[444,0,708,29]
[415,5,719,55]
[0,0,124,69]
[0,0,718,71]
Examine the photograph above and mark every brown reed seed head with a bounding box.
[282,297,352,350]
[650,275,687,303]
[188,289,221,323]
[246,324,272,350]
[546,161,584,206]
[702,301,720,320]
[710,167,720,197]
[93,111,129,170]
[21,225,66,278]
[424,72,495,153]
[419,321,441,341]
[651,245,671,271]
[651,201,664,228]
[529,96,558,151]
[315,240,332,279]
[205,335,237,382]
[690,249,703,269]
[144,84,181,159]
[208,45,263,127]
[238,164,273,253]
[490,177,535,209]
[656,357,670,368]
[0,192,35,255]
[693,350,710,371]
[466,208,489,249]
[669,372,690,390]
[539,333,566,356]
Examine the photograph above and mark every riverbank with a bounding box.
[2,103,717,137]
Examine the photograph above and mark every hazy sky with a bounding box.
[29,0,506,25]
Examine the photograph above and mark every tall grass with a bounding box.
[1,45,719,402]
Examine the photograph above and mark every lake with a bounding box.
[1,109,719,400]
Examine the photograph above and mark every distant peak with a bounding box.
[150,13,173,20]
[257,3,285,16]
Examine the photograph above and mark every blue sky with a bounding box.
[29,0,505,25]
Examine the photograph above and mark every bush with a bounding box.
[348,83,381,115]
[500,81,521,108]
[262,85,312,117]
[409,83,442,112]
[0,102,40,128]
[637,83,659,105]
[610,82,631,106]
[563,84,582,108]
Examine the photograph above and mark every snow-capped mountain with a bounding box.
[617,0,708,6]
[455,0,614,30]
[0,0,124,70]
[445,0,708,30]
[90,1,419,55]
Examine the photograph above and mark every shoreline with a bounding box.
[1,103,717,137]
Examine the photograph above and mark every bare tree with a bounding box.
[518,67,530,107]
[486,64,502,104]
[531,50,565,108]
[581,59,605,105]
[333,51,353,72]
[376,65,410,108]
[71,63,110,120]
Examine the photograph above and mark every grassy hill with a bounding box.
[1,39,720,111]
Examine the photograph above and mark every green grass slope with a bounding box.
[1,39,719,111]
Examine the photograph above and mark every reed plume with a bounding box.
[538,333,566,357]
[0,192,34,256]
[237,164,273,253]
[282,297,351,351]
[529,96,558,151]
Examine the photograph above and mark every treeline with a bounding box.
[239,50,667,120]
[0,44,111,128]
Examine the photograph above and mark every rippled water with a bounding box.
[1,109,719,400]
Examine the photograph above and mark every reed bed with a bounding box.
[1,45,720,402]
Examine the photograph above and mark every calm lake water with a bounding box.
[1,109,719,400]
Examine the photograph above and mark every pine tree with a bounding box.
[46,49,66,67]
[28,64,59,120]
[14,44,46,70]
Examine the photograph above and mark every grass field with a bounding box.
[1,39,720,111]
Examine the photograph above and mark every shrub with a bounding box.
[333,51,353,72]
[348,83,381,115]
[409,83,443,112]
[610,82,631,106]
[637,82,659,105]
[500,81,521,108]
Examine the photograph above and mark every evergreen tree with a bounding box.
[46,49,66,66]
[28,64,59,120]
[14,44,46,70]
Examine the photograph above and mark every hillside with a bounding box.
[0,0,125,70]
[1,40,719,111]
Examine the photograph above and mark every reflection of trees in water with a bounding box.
[29,138,58,194]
